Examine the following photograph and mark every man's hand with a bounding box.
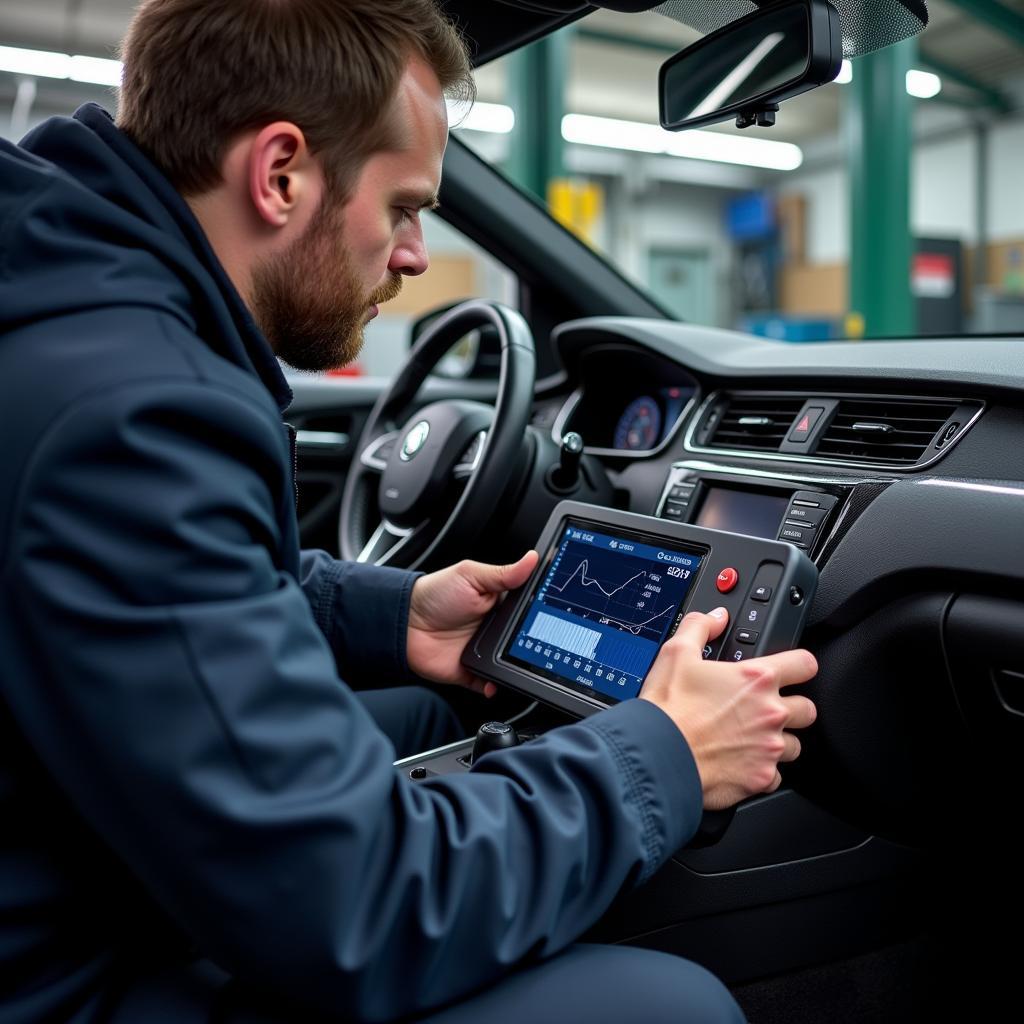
[640,608,818,811]
[407,551,539,696]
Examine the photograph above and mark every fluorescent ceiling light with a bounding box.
[447,100,514,134]
[68,54,123,87]
[906,69,941,99]
[833,60,942,99]
[0,44,122,86]
[561,113,803,171]
[0,45,70,80]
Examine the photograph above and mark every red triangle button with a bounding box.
[795,414,811,433]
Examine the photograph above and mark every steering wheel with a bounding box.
[339,300,536,570]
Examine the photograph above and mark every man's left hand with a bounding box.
[407,551,538,696]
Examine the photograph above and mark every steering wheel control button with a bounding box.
[735,628,759,645]
[790,586,805,605]
[716,567,739,593]
[751,585,772,602]
[743,606,762,626]
[702,644,713,659]
[409,766,428,780]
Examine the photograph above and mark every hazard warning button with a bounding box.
[786,406,825,444]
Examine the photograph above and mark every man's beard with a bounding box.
[250,199,403,373]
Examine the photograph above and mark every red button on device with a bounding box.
[716,567,739,593]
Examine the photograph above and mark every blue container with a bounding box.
[726,193,775,241]
[739,315,837,342]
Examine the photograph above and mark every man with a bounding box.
[0,1,818,1021]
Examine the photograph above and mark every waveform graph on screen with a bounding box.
[541,542,679,644]
[508,530,700,701]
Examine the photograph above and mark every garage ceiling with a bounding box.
[1,0,1021,147]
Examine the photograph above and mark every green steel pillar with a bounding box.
[846,37,917,338]
[505,32,567,203]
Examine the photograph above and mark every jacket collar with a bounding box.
[73,104,293,412]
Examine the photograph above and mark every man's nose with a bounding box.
[388,226,429,277]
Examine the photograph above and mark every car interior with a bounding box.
[3,0,1022,1020]
[287,3,1023,1018]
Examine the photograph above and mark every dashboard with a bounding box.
[550,344,698,454]
[535,317,1024,844]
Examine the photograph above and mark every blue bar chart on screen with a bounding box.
[506,525,703,702]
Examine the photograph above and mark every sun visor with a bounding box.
[651,0,928,58]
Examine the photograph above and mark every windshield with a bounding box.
[452,5,1024,341]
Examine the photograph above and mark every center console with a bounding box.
[655,460,885,562]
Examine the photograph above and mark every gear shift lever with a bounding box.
[471,721,520,764]
[549,431,584,491]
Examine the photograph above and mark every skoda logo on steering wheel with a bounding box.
[400,420,430,461]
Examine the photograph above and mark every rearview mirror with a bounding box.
[659,0,842,131]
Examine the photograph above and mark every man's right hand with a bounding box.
[639,608,818,811]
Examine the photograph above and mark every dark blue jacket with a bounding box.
[0,105,703,1023]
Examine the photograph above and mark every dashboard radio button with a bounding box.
[716,567,739,593]
[784,505,827,526]
[793,491,838,510]
[779,525,810,543]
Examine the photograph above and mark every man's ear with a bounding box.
[247,121,318,228]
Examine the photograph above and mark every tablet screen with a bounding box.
[502,520,705,705]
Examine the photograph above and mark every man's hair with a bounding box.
[117,0,474,198]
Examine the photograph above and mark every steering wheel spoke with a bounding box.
[357,519,428,565]
[360,431,400,473]
[452,430,487,481]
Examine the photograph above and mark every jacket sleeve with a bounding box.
[6,376,704,1023]
[298,548,421,689]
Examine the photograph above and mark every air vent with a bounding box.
[705,395,806,452]
[815,397,960,465]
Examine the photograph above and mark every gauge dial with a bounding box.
[613,396,662,451]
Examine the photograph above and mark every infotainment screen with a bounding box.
[695,485,790,540]
[502,521,705,704]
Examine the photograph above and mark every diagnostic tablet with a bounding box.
[462,501,817,719]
